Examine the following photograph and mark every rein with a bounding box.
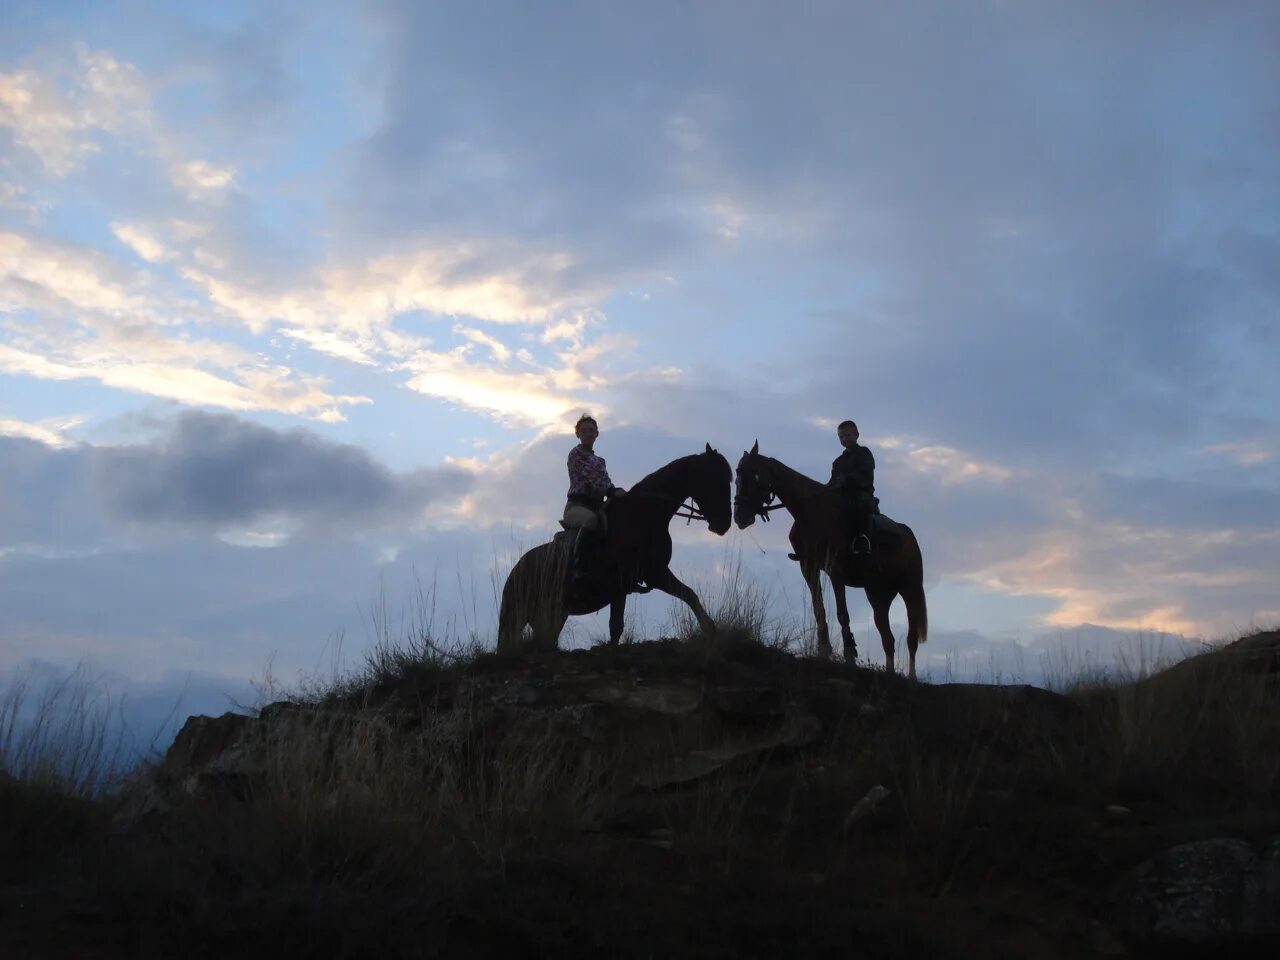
[734,489,787,522]
[616,488,707,525]
[674,503,705,524]
[755,503,787,522]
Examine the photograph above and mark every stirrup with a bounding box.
[851,535,871,555]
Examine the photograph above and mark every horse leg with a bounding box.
[646,567,716,634]
[497,595,525,652]
[529,584,569,651]
[531,610,568,651]
[608,592,628,645]
[899,577,928,682]
[866,583,898,676]
[498,560,536,652]
[802,562,832,659]
[832,578,857,664]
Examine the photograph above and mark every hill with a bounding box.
[3,629,1279,958]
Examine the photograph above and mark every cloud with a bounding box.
[170,159,235,198]
[2,3,1279,698]
[0,41,249,217]
[963,518,1279,638]
[181,241,600,339]
[110,222,170,262]
[1203,441,1275,467]
[0,414,82,449]
[398,346,586,428]
[1,230,370,419]
[917,624,1206,687]
[91,410,473,531]
[877,437,1014,486]
[0,45,150,177]
[338,0,1280,485]
[0,435,105,550]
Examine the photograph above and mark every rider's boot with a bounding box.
[570,528,597,586]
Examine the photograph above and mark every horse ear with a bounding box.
[750,440,759,455]
[705,442,713,454]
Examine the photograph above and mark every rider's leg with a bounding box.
[845,500,870,555]
[853,506,872,554]
[563,504,600,582]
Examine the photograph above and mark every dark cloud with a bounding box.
[91,410,472,529]
[1092,473,1280,532]
[917,624,1205,688]
[346,1,1279,480]
[0,437,104,549]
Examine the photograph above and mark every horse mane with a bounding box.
[759,453,826,499]
[630,453,699,494]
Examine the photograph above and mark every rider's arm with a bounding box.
[859,446,875,479]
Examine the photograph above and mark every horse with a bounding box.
[733,443,928,679]
[497,444,733,652]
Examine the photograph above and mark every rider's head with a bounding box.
[837,419,859,449]
[574,413,599,449]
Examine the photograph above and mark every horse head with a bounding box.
[733,441,773,529]
[692,442,733,536]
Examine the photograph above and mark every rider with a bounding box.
[828,419,878,555]
[564,413,625,584]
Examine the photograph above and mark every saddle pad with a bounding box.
[873,515,909,538]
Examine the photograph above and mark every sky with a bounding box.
[2,1,1278,746]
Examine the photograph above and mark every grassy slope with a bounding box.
[1,629,1278,959]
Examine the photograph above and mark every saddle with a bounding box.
[846,514,907,560]
[871,514,908,542]
[553,525,650,594]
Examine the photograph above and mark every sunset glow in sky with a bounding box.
[3,1,1278,737]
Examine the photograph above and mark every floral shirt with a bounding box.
[567,444,614,502]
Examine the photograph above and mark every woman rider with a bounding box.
[564,414,625,584]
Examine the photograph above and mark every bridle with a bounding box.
[734,464,788,522]
[738,492,786,522]
[616,489,710,526]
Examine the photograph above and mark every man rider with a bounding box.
[829,419,878,555]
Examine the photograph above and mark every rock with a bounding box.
[585,679,702,715]
[162,712,253,782]
[1113,837,1280,949]
[637,710,822,789]
[706,686,785,717]
[842,784,892,831]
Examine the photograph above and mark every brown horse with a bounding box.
[733,443,928,679]
[497,445,732,652]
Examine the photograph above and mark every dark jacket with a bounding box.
[829,444,876,501]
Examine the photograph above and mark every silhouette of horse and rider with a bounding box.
[498,415,928,678]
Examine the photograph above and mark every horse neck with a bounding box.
[766,457,826,520]
[629,456,694,520]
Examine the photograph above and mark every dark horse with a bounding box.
[497,445,732,652]
[733,443,929,679]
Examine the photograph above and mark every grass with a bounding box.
[2,610,1278,958]
[0,664,130,798]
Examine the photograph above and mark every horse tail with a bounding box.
[498,548,544,652]
[900,527,928,649]
[902,578,928,648]
[497,560,526,653]
[497,541,569,652]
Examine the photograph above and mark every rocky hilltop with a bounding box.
[3,630,1279,958]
